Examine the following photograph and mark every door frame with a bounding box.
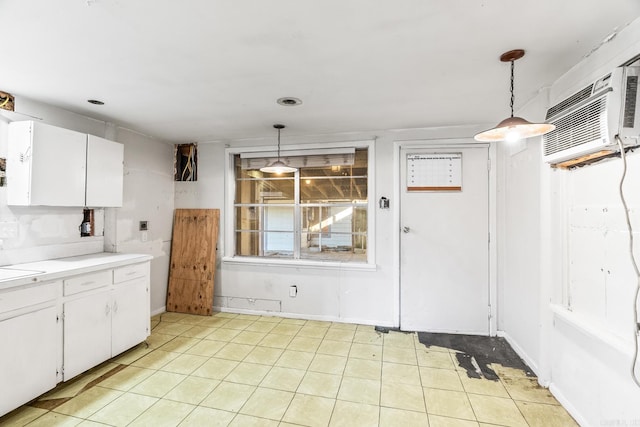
[392,139,498,335]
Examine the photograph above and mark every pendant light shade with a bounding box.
[260,124,297,174]
[474,49,555,142]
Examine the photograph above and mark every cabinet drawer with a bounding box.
[0,282,57,314]
[64,270,112,296]
[113,263,148,283]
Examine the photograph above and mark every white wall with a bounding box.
[499,16,640,426]
[0,97,174,315]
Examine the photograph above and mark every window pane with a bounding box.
[236,206,294,231]
[301,176,367,203]
[235,231,294,258]
[235,177,294,204]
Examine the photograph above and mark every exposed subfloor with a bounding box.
[0,312,577,426]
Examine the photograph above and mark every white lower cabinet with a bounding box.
[0,282,59,416]
[62,262,150,381]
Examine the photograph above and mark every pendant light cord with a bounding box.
[276,127,282,160]
[615,135,640,388]
[509,60,515,118]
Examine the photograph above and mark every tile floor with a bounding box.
[0,312,578,426]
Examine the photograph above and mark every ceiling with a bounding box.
[3,1,640,144]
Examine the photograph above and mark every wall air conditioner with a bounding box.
[543,66,640,166]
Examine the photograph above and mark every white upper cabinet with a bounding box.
[7,121,124,207]
[86,134,124,207]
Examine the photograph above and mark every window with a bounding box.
[233,147,369,263]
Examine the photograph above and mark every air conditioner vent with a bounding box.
[623,75,638,128]
[543,96,607,156]
[545,84,594,120]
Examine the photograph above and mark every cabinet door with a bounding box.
[86,135,124,207]
[0,306,57,416]
[63,291,112,380]
[111,277,149,356]
[30,122,87,206]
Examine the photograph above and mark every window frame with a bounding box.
[224,140,376,270]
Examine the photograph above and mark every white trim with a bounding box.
[224,139,376,266]
[151,306,166,317]
[222,256,377,271]
[548,383,590,427]
[496,330,541,379]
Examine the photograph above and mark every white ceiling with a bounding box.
[3,0,640,143]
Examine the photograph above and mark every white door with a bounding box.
[112,277,149,356]
[400,144,490,334]
[86,134,124,207]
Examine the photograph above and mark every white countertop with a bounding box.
[0,252,153,291]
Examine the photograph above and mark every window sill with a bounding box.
[222,256,377,271]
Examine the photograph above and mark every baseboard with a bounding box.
[151,306,166,316]
[496,330,541,379]
[549,382,590,427]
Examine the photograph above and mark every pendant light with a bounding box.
[260,124,297,174]
[474,49,555,142]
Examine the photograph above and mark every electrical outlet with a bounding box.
[289,285,297,297]
[139,221,148,231]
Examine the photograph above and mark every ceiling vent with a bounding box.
[543,66,640,166]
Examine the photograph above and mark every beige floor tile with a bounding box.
[324,328,355,342]
[181,325,216,339]
[78,420,114,426]
[287,336,322,352]
[158,312,187,323]
[501,376,559,404]
[232,331,267,345]
[428,414,480,427]
[53,386,123,418]
[416,349,456,369]
[159,337,201,353]
[383,331,416,348]
[424,388,475,420]
[206,328,242,342]
[130,371,186,397]
[229,414,279,427]
[515,401,578,427]
[382,346,417,365]
[307,353,347,375]
[164,377,220,405]
[146,332,174,350]
[88,393,158,426]
[192,357,239,380]
[420,367,464,391]
[239,387,294,420]
[256,315,283,323]
[275,350,315,370]
[99,366,155,391]
[226,362,271,386]
[330,322,358,330]
[112,344,154,365]
[467,394,527,427]
[41,362,120,400]
[317,339,352,357]
[161,353,209,375]
[382,362,421,385]
[198,317,231,328]
[224,319,255,330]
[244,346,284,366]
[379,407,429,427]
[353,330,383,345]
[178,406,235,426]
[280,318,307,325]
[0,406,47,426]
[329,400,379,427]
[129,399,194,427]
[305,320,332,328]
[22,412,82,426]
[298,372,342,398]
[282,394,336,427]
[154,322,194,336]
[201,381,256,412]
[184,338,226,357]
[260,367,305,391]
[337,377,380,405]
[297,326,329,339]
[344,358,382,380]
[380,382,426,412]
[349,343,383,361]
[271,323,303,336]
[258,333,294,349]
[245,321,277,333]
[131,349,180,369]
[459,375,510,398]
[491,364,532,378]
[216,343,256,361]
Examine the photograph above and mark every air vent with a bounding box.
[544,96,607,156]
[546,84,594,120]
[623,75,638,128]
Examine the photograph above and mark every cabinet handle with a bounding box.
[126,271,137,276]
[81,281,95,287]
[113,301,118,313]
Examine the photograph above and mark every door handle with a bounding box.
[403,226,410,233]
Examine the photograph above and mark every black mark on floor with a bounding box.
[417,332,534,381]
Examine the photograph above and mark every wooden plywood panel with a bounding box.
[166,209,219,315]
